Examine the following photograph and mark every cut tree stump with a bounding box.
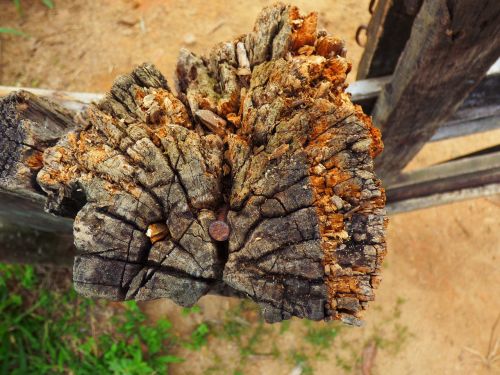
[0,3,387,324]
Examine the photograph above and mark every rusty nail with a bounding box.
[369,0,377,14]
[209,205,230,242]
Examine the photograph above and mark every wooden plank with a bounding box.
[432,115,500,142]
[372,0,500,180]
[0,86,101,113]
[0,220,74,266]
[351,57,499,102]
[0,191,73,233]
[357,0,423,79]
[386,149,500,214]
[387,183,500,214]
[2,70,499,145]
[431,71,500,141]
[0,90,78,233]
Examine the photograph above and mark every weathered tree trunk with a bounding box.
[0,4,387,324]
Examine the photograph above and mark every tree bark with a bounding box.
[0,4,387,324]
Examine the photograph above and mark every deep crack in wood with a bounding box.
[1,3,387,324]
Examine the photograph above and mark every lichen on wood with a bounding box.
[8,3,387,324]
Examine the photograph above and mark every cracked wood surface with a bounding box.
[0,3,387,324]
[0,90,76,231]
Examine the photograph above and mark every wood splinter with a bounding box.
[0,3,387,324]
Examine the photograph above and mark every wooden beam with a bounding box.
[2,62,499,145]
[372,0,500,180]
[0,86,101,113]
[386,149,500,214]
[0,220,75,266]
[0,90,78,233]
[357,0,423,79]
[0,191,73,233]
[0,4,389,324]
[387,183,500,214]
[431,70,500,141]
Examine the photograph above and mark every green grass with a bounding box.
[1,0,55,36]
[0,263,184,374]
[184,323,210,351]
[304,321,342,352]
[1,262,414,374]
[289,351,314,375]
[12,0,54,15]
[0,28,28,37]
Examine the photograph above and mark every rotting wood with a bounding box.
[357,0,423,80]
[0,90,77,231]
[1,4,387,324]
[3,58,499,145]
[373,0,500,180]
[0,90,76,202]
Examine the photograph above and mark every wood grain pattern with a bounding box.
[1,4,387,324]
[373,0,500,180]
[357,0,423,80]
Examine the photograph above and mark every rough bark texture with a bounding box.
[19,4,386,323]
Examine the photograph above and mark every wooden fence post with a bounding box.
[372,0,500,180]
[357,0,422,80]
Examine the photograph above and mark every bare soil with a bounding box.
[1,1,499,374]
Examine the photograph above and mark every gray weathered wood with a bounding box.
[1,4,386,324]
[0,90,78,232]
[386,149,500,213]
[373,0,500,180]
[0,191,72,233]
[0,90,76,200]
[357,0,423,80]
[0,220,74,266]
[0,86,103,113]
[387,183,500,214]
[3,59,499,145]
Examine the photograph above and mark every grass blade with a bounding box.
[13,0,22,14]
[0,27,28,37]
[41,0,55,9]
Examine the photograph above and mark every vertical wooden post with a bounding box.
[357,0,423,80]
[372,0,500,180]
